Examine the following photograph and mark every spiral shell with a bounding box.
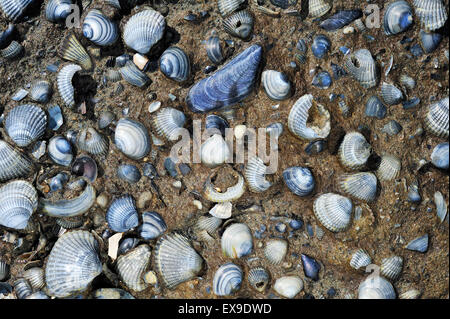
[424,96,449,138]
[82,9,118,46]
[264,239,288,265]
[0,0,33,22]
[48,135,73,166]
[123,9,166,55]
[114,118,151,160]
[350,249,372,270]
[309,0,331,18]
[76,127,109,156]
[376,154,401,181]
[313,193,353,232]
[221,223,253,258]
[283,166,315,197]
[4,104,47,147]
[413,0,448,31]
[218,0,245,17]
[344,49,377,89]
[338,132,372,170]
[383,1,414,35]
[154,232,204,289]
[45,0,72,22]
[223,10,254,40]
[358,275,396,299]
[23,267,45,290]
[338,172,377,202]
[119,60,150,88]
[365,95,386,119]
[380,82,404,105]
[57,64,82,107]
[213,263,243,296]
[0,140,34,183]
[273,276,303,299]
[244,156,272,193]
[59,33,92,70]
[0,40,22,59]
[29,80,52,103]
[204,172,246,202]
[159,46,190,82]
[0,180,37,230]
[140,211,167,240]
[106,195,139,233]
[261,70,291,101]
[381,256,403,281]
[116,244,151,292]
[247,267,270,293]
[152,107,187,141]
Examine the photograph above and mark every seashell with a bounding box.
[195,215,222,235]
[0,0,33,22]
[424,96,449,138]
[413,0,448,31]
[282,166,315,197]
[152,107,187,141]
[309,0,331,18]
[159,46,190,82]
[399,74,416,90]
[59,33,92,70]
[311,34,331,59]
[114,118,151,160]
[116,244,151,292]
[434,191,448,222]
[11,88,28,101]
[399,289,422,299]
[205,114,229,136]
[221,223,253,258]
[338,132,371,170]
[408,181,421,202]
[75,127,109,156]
[201,134,232,168]
[4,104,47,147]
[45,0,72,22]
[55,216,83,229]
[106,195,139,233]
[0,140,34,182]
[261,70,291,101]
[353,18,367,32]
[22,268,45,290]
[140,211,167,240]
[123,9,166,55]
[319,10,363,31]
[0,260,9,281]
[383,1,413,35]
[344,49,377,88]
[0,180,37,230]
[248,267,270,292]
[0,23,15,50]
[338,172,377,202]
[117,164,141,184]
[0,40,23,59]
[244,156,272,193]
[204,172,246,202]
[223,10,254,40]
[82,9,118,46]
[218,0,246,17]
[119,60,150,88]
[380,82,404,105]
[313,193,352,232]
[45,230,102,298]
[358,275,396,299]
[380,256,403,281]
[419,30,443,53]
[57,64,82,107]
[98,111,115,130]
[39,184,96,217]
[365,95,386,119]
[266,122,283,139]
[71,155,98,182]
[301,254,321,280]
[30,80,52,103]
[118,238,139,256]
[288,94,331,140]
[205,35,224,64]
[405,234,429,252]
[264,239,287,265]
[376,154,401,181]
[13,278,32,299]
[381,120,402,136]
[295,39,307,64]
[186,44,262,113]
[350,249,372,270]
[213,263,243,296]
[154,232,204,289]
[48,135,73,166]
[209,201,232,219]
[93,288,135,299]
[273,276,303,299]
[312,71,332,89]
[105,69,121,83]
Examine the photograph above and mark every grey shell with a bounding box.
[376,154,401,181]
[76,127,109,156]
[48,135,73,166]
[114,118,151,160]
[116,244,151,292]
[221,223,253,258]
[380,256,403,281]
[380,82,404,105]
[4,104,47,147]
[23,267,45,290]
[0,180,37,230]
[264,239,288,265]
[0,140,34,183]
[350,249,372,270]
[338,132,372,170]
[152,107,187,141]
[405,234,429,252]
[29,80,52,103]
[119,60,151,88]
[213,262,243,296]
[106,195,139,233]
[309,0,331,18]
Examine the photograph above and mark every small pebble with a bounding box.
[172,180,182,189]
[193,200,202,210]
[96,193,110,208]
[137,191,153,209]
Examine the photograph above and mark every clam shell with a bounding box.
[30,80,52,103]
[117,164,141,183]
[82,9,118,46]
[204,172,246,202]
[205,35,224,64]
[154,232,204,289]
[201,134,232,168]
[424,96,449,138]
[123,9,166,55]
[159,46,190,82]
[344,49,377,88]
[261,70,291,101]
[57,63,82,107]
[383,1,413,35]
[48,135,73,166]
[244,156,272,193]
[405,234,428,252]
[152,107,187,141]
[45,230,102,298]
[209,201,232,219]
[59,33,92,70]
[45,0,72,22]
[4,104,47,147]
[213,263,243,296]
[218,0,245,17]
[309,0,331,18]
[106,195,139,233]
[338,132,371,170]
[434,191,448,222]
[0,140,34,183]
[287,94,331,140]
[381,256,403,281]
[264,239,287,265]
[311,34,331,59]
[23,267,45,290]
[194,215,222,234]
[380,82,404,105]
[0,40,22,59]
[116,244,151,292]
[413,0,448,31]
[0,180,37,230]
[0,0,33,22]
[273,276,303,299]
[93,288,135,299]
[419,30,443,53]
[282,166,315,197]
[114,118,151,160]
[376,154,401,181]
[140,211,167,240]
[350,249,372,270]
[221,223,253,258]
[248,267,270,292]
[365,95,386,119]
[13,278,32,299]
[313,193,353,232]
[76,127,109,156]
[338,172,377,202]
[358,275,396,299]
[223,10,254,40]
[319,10,363,31]
[119,60,151,88]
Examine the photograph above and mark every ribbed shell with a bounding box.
[4,104,47,147]
[48,135,73,166]
[116,245,151,292]
[45,0,72,22]
[23,267,45,290]
[261,70,291,101]
[344,49,377,88]
[313,193,353,232]
[114,118,151,160]
[380,256,403,281]
[123,9,166,55]
[30,80,52,103]
[244,156,272,193]
[358,275,396,299]
[365,95,387,119]
[194,215,222,234]
[119,60,150,88]
[273,276,303,299]
[59,34,92,70]
[309,0,331,18]
[350,249,371,270]
[154,233,204,289]
[57,64,82,107]
[264,239,288,265]
[159,46,190,82]
[288,94,331,140]
[0,260,9,281]
[213,263,243,296]
[0,0,33,22]
[13,278,32,299]
[223,10,254,40]
[76,127,109,156]
[140,211,167,240]
[282,166,315,197]
[218,0,245,17]
[338,132,371,170]
[413,0,448,31]
[82,9,118,46]
[405,234,428,252]
[0,180,37,230]
[0,40,22,59]
[106,195,139,233]
[424,96,449,138]
[209,201,232,219]
[0,140,33,183]
[204,172,246,202]
[338,172,377,202]
[45,230,102,298]
[152,107,186,141]
[221,223,253,258]
[383,1,413,35]
[380,82,404,105]
[376,154,401,181]
[247,267,270,292]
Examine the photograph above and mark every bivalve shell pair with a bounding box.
[213,263,243,296]
[0,180,37,230]
[338,132,372,170]
[106,195,139,233]
[338,172,377,202]
[116,244,151,292]
[221,223,253,258]
[0,140,34,182]
[4,104,47,147]
[159,47,191,82]
[57,63,82,107]
[358,275,396,299]
[344,49,377,88]
[424,96,449,138]
[413,0,448,31]
[282,166,315,197]
[261,70,292,101]
[244,156,273,193]
[383,1,414,35]
[223,10,254,40]
[82,9,118,46]
[313,193,353,232]
[114,118,151,160]
[152,107,187,141]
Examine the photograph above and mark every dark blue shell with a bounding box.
[270,0,297,9]
[419,30,443,53]
[186,44,262,113]
[0,24,15,50]
[301,254,321,281]
[319,10,363,31]
[117,164,141,183]
[312,71,332,89]
[311,35,331,59]
[331,63,347,80]
[365,96,387,119]
[205,114,229,136]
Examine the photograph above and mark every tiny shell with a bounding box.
[405,234,429,252]
[309,0,331,18]
[22,267,45,290]
[48,135,73,166]
[380,82,404,105]
[204,172,246,202]
[283,166,315,197]
[159,46,191,82]
[30,80,53,103]
[223,10,254,40]
[152,107,187,141]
